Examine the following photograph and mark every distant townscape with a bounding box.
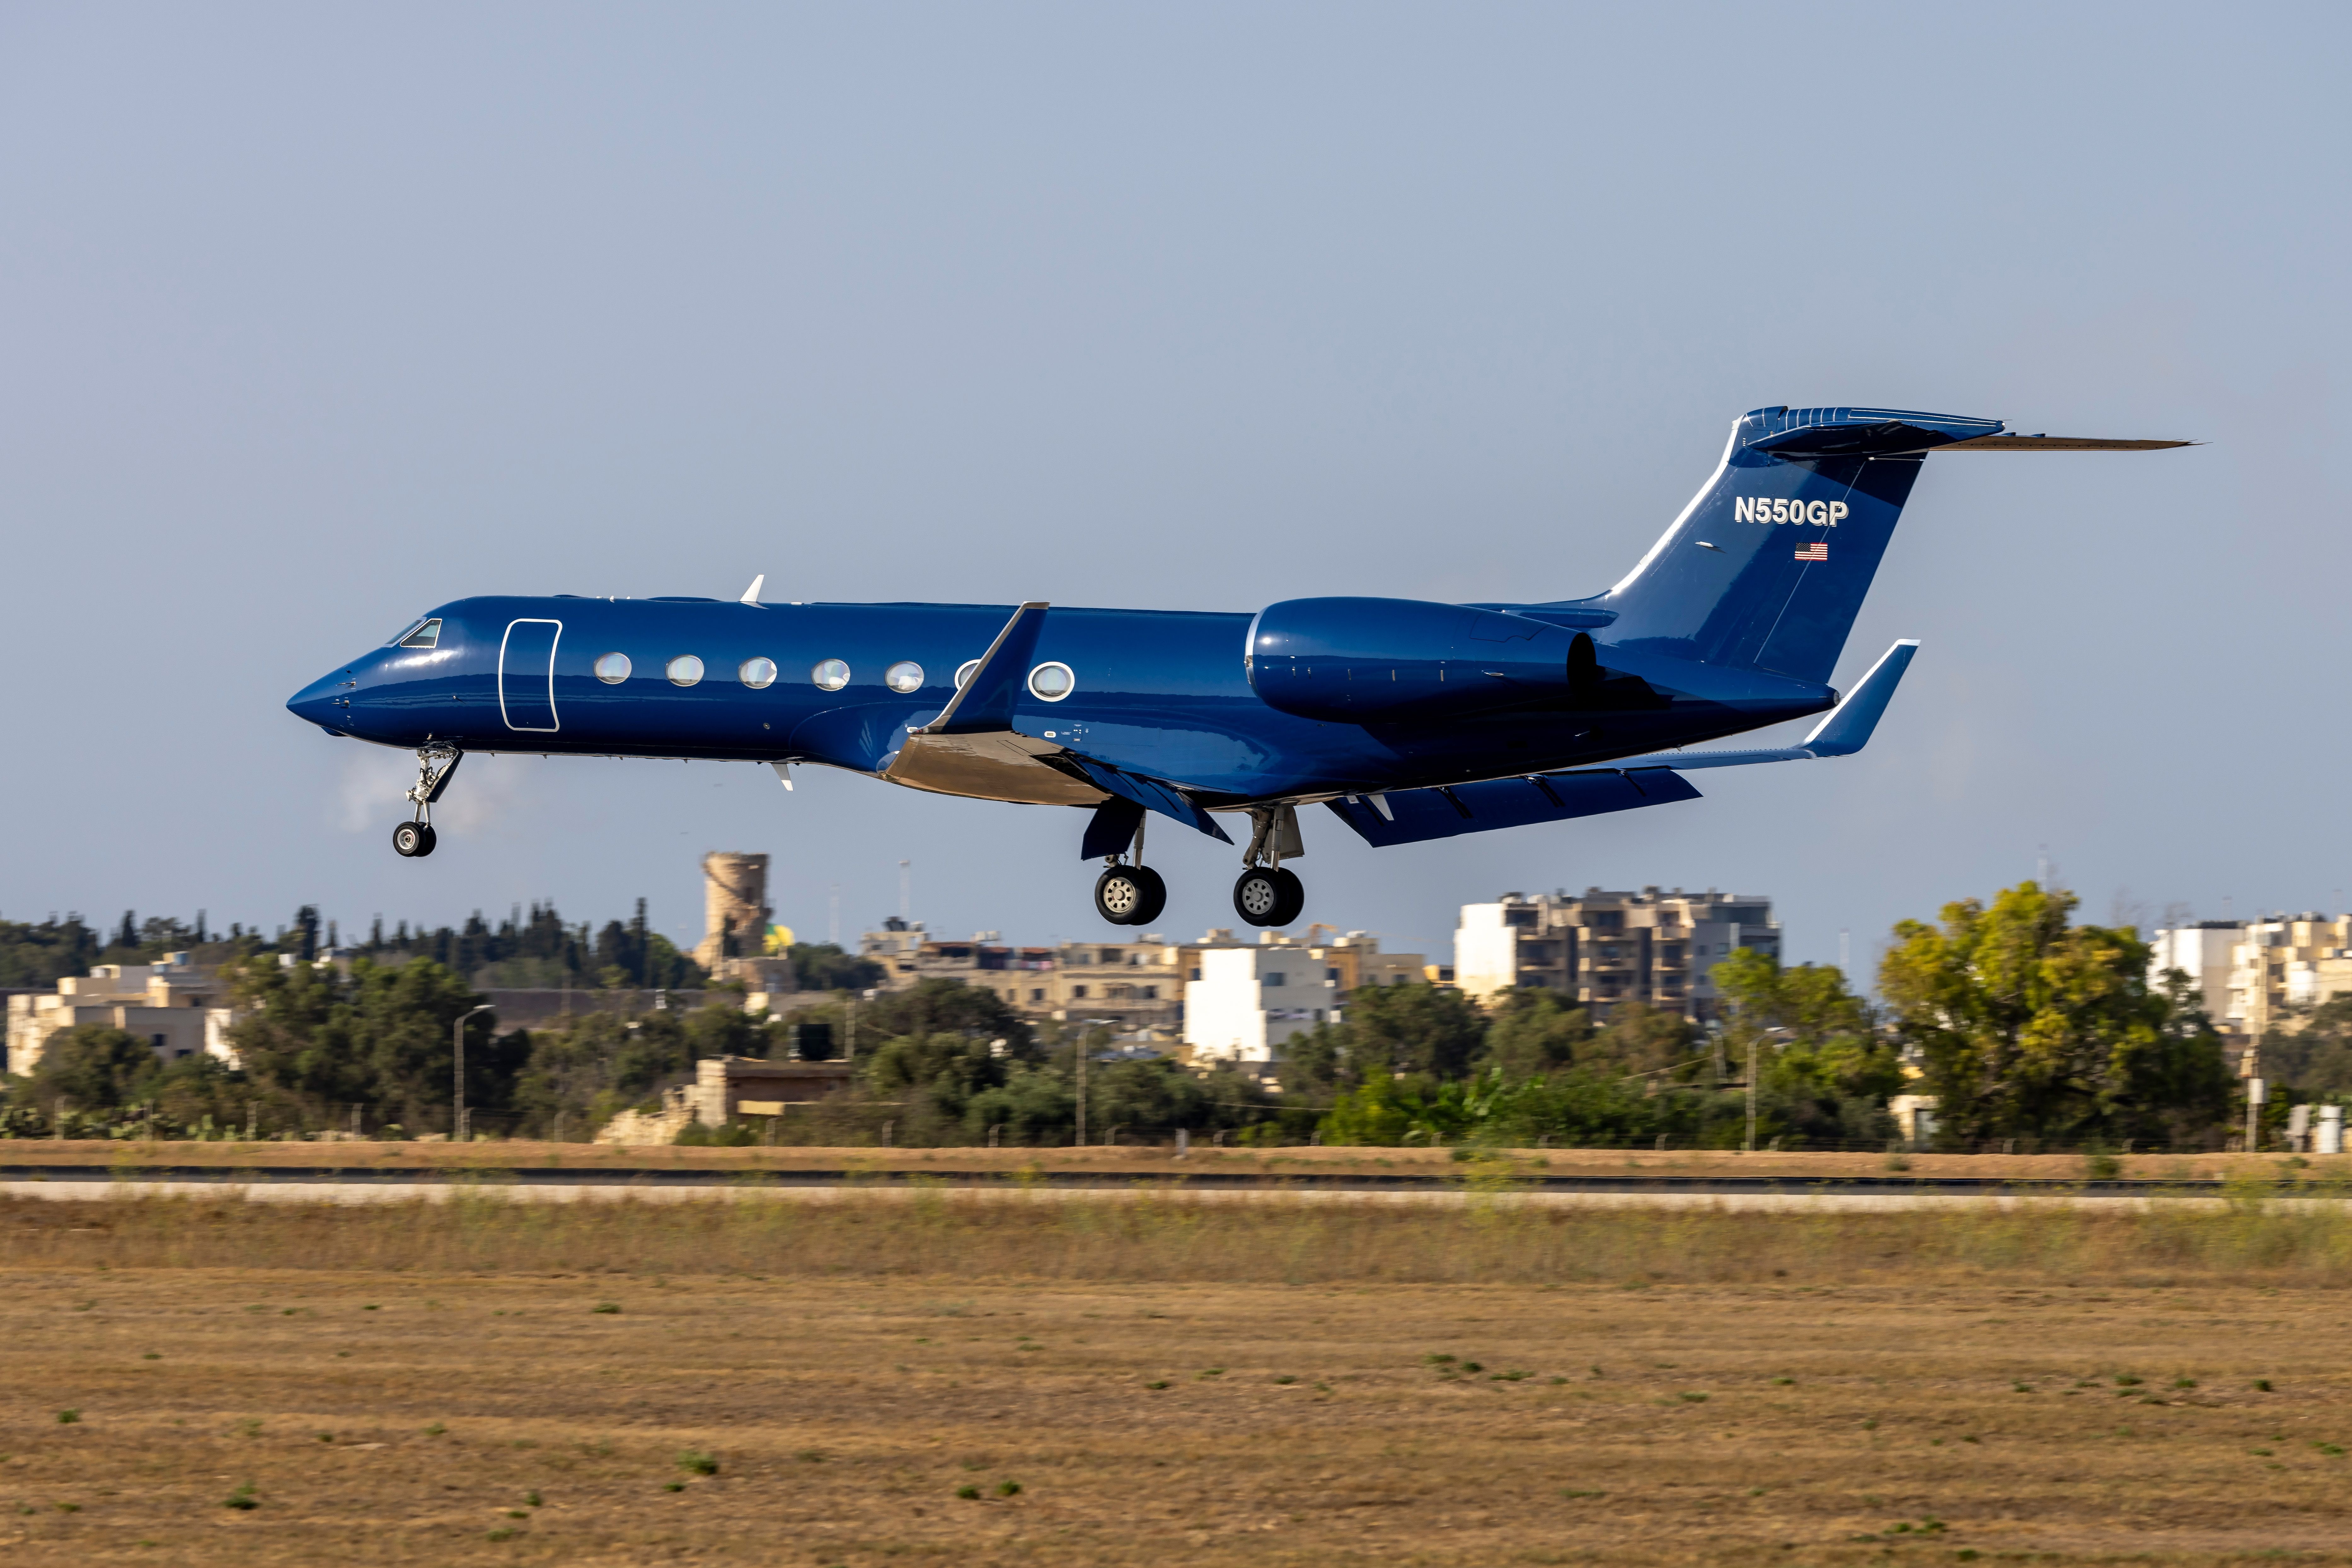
[2,851,2341,1154]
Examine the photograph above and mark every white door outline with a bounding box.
[499,619,563,732]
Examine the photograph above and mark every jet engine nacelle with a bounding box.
[1246,597,1593,723]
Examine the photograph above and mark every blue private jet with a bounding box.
[290,406,2187,929]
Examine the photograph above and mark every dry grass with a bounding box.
[9,1197,2352,1564]
[8,1188,2352,1284]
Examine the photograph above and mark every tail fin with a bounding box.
[1548,407,1999,683]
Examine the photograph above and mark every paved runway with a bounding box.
[0,1164,2319,1210]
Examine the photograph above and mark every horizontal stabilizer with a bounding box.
[1935,434,2195,452]
[1324,767,1701,849]
[1608,638,1917,771]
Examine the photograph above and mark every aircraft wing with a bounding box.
[1324,767,1702,848]
[1603,638,1917,771]
[884,600,1234,846]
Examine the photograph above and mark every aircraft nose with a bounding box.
[287,670,352,730]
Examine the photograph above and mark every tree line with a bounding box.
[0,881,2316,1150]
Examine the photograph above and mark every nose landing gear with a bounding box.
[1231,805,1306,927]
[393,745,462,859]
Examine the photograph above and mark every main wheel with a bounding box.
[1126,865,1167,927]
[415,823,438,857]
[1094,866,1150,925]
[1268,866,1305,925]
[393,821,438,858]
[1233,867,1285,927]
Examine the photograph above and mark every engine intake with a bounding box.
[1247,597,1610,723]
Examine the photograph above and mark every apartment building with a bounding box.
[2224,914,2352,1037]
[2146,921,2242,1027]
[1183,929,1427,1071]
[1453,887,1778,1022]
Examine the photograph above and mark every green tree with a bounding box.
[1285,983,1486,1092]
[25,1025,159,1112]
[1479,989,1591,1078]
[789,943,887,992]
[2256,995,2352,1097]
[1712,948,1902,1146]
[1880,882,2231,1149]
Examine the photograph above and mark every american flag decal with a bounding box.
[1793,541,1828,562]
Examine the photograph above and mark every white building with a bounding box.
[1182,930,1424,1071]
[1454,888,1778,1021]
[4,954,242,1075]
[2146,921,2243,1027]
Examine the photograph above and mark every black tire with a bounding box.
[393,822,427,858]
[1233,867,1284,927]
[1269,867,1305,926]
[1094,866,1148,925]
[1127,865,1167,927]
[415,823,438,857]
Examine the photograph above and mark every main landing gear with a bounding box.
[1084,801,1309,930]
[1231,804,1306,928]
[1093,814,1168,926]
[392,745,462,859]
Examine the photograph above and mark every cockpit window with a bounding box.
[387,618,428,646]
[398,619,443,649]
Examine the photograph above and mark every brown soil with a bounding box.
[3,1201,2352,1564]
[0,1138,2324,1183]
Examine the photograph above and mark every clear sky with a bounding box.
[3,4,2344,977]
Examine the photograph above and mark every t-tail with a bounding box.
[1524,406,2191,685]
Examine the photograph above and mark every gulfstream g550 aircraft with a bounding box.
[289,406,2187,928]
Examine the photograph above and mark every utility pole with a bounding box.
[454,1004,493,1141]
[1745,1035,1758,1153]
[2240,1044,2263,1153]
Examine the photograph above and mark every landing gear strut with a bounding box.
[1093,815,1167,926]
[1232,805,1306,928]
[393,745,462,859]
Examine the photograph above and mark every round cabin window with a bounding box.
[954,659,981,689]
[593,652,632,684]
[1028,661,1075,701]
[739,657,777,689]
[666,655,704,687]
[885,661,925,695]
[811,658,850,691]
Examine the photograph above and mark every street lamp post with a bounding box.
[454,1004,494,1141]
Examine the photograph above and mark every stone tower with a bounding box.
[697,852,771,969]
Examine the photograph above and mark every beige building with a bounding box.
[2226,914,2352,1037]
[1453,888,1780,1021]
[860,920,1231,1033]
[5,953,240,1075]
[695,851,772,969]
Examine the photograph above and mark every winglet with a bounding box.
[739,574,765,606]
[1802,639,1918,756]
[919,603,1050,734]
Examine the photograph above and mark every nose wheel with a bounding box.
[393,745,462,860]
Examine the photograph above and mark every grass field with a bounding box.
[8,1195,2352,1565]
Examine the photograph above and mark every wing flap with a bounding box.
[1325,767,1700,848]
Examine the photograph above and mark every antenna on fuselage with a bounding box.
[739,574,765,606]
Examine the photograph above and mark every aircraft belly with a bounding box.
[884,730,1110,807]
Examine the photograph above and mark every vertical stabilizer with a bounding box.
[1559,407,1999,684]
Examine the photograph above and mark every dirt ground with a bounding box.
[7,1264,2352,1565]
[0,1138,2325,1183]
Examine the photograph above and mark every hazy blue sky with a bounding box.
[3,4,2344,976]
